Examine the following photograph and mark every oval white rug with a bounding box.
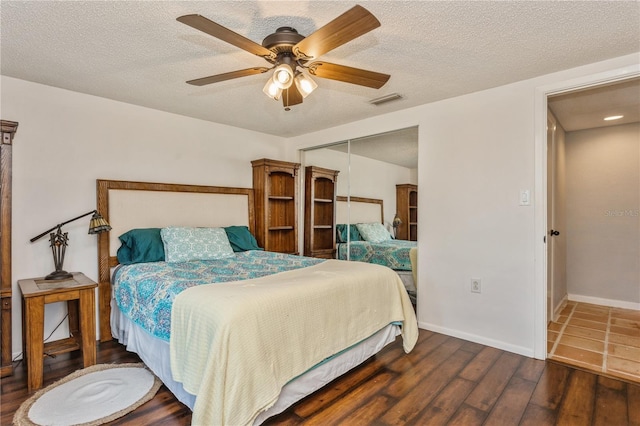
[14,363,162,426]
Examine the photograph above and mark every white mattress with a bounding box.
[111,300,400,424]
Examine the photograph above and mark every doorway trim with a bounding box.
[533,63,640,359]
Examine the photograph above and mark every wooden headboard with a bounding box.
[336,196,384,224]
[96,179,255,341]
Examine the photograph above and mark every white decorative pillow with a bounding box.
[160,227,235,262]
[356,222,392,243]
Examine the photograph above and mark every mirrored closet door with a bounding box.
[300,126,419,301]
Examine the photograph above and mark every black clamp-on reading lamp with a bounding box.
[30,210,111,280]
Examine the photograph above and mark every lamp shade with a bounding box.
[392,213,402,228]
[294,72,318,98]
[272,63,294,89]
[88,212,111,234]
[263,78,283,100]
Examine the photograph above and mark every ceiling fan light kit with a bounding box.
[295,72,318,98]
[263,78,283,100]
[178,5,390,110]
[272,63,295,89]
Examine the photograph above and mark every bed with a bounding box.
[335,195,418,299]
[96,180,418,425]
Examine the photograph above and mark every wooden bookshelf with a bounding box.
[396,184,418,241]
[252,158,300,254]
[1,120,17,378]
[304,166,339,258]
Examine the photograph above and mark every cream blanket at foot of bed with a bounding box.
[170,259,418,426]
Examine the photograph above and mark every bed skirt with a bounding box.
[111,300,400,424]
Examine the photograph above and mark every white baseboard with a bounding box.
[417,321,534,358]
[568,293,640,311]
[553,295,569,322]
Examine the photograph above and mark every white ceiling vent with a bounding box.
[369,93,403,106]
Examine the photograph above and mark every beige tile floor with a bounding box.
[548,301,640,383]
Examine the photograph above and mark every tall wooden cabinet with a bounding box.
[252,159,300,255]
[1,120,18,378]
[396,184,418,241]
[304,166,339,258]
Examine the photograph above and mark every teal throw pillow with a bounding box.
[117,228,165,264]
[336,224,363,243]
[224,226,263,252]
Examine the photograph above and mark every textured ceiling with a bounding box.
[1,1,639,137]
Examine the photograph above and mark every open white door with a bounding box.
[546,110,568,324]
[546,115,556,323]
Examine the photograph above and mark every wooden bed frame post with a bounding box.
[96,180,111,342]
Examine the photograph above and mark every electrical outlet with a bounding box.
[471,278,482,293]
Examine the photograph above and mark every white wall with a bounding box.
[2,76,288,355]
[289,53,640,357]
[4,53,638,360]
[565,123,640,307]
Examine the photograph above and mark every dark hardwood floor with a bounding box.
[2,329,639,425]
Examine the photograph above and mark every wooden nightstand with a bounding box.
[19,272,97,392]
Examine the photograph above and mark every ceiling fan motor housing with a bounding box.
[262,27,305,56]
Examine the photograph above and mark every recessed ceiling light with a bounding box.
[604,115,624,121]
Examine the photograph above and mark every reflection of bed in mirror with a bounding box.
[335,195,417,302]
[97,180,418,425]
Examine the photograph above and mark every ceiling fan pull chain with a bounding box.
[284,89,291,111]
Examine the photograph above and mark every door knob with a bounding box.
[550,229,560,236]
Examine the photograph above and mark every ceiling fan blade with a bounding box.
[282,85,303,108]
[307,62,389,89]
[186,67,270,86]
[292,5,380,61]
[177,14,276,61]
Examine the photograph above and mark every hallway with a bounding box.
[548,301,640,383]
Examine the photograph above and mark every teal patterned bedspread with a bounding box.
[336,240,417,271]
[113,251,324,341]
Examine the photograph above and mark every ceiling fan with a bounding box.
[177,5,390,110]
